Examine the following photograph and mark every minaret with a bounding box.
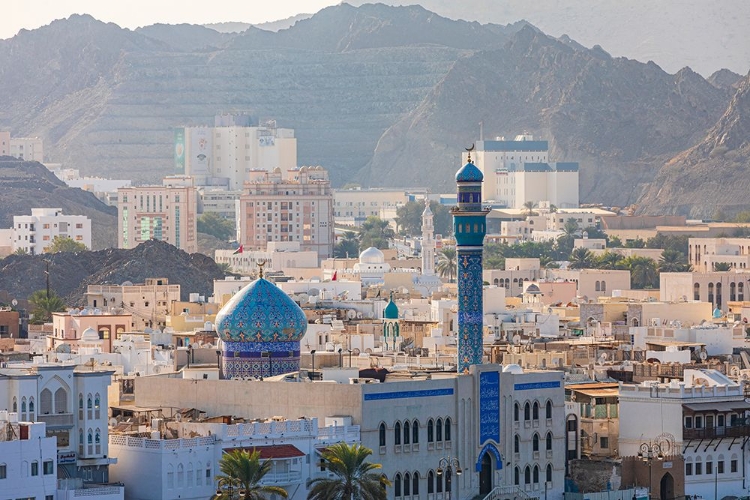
[452,149,489,373]
[421,199,436,276]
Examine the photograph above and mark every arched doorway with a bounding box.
[660,472,674,499]
[479,453,493,495]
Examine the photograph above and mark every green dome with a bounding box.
[384,293,399,320]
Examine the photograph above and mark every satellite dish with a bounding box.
[11,299,17,307]
[598,353,608,365]
[547,307,553,314]
[121,281,134,287]
[356,312,363,319]
[512,335,521,345]
[346,310,356,320]
[353,348,361,355]
[55,343,71,353]
[699,351,708,361]
[308,288,320,297]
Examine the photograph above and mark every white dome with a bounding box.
[81,327,100,342]
[502,364,524,374]
[359,246,385,264]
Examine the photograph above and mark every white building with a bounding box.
[688,237,750,272]
[462,134,579,209]
[0,416,58,500]
[85,278,181,331]
[10,136,44,162]
[660,270,750,312]
[333,189,428,226]
[199,188,241,222]
[12,208,92,255]
[176,114,297,191]
[215,241,319,275]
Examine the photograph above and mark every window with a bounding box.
[525,466,531,484]
[427,419,434,442]
[436,418,443,441]
[546,400,553,419]
[533,433,540,452]
[445,417,452,441]
[379,423,386,447]
[0,463,7,479]
[695,416,703,429]
[546,464,552,482]
[55,387,67,413]
[684,416,693,428]
[695,461,703,475]
[412,419,419,444]
[718,460,724,474]
[412,472,420,495]
[514,402,520,421]
[177,463,184,487]
[394,473,402,497]
[533,465,539,484]
[731,459,738,473]
[686,462,693,476]
[196,461,203,486]
[404,472,411,496]
[533,402,540,420]
[546,432,553,451]
[43,460,53,475]
[514,467,520,486]
[31,461,39,476]
[600,437,609,449]
[167,464,174,488]
[394,422,401,445]
[524,402,531,420]
[706,461,713,475]
[403,421,411,445]
[428,470,435,494]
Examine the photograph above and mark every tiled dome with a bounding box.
[455,160,483,182]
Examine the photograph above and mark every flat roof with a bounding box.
[645,340,705,347]
[683,401,750,412]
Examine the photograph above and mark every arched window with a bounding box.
[436,469,443,493]
[445,467,452,493]
[525,466,531,484]
[514,402,520,421]
[379,423,386,447]
[514,434,520,453]
[694,283,701,301]
[428,470,435,494]
[436,418,443,441]
[595,281,601,292]
[177,463,184,487]
[95,393,100,409]
[87,429,92,444]
[739,282,744,301]
[87,394,92,409]
[445,417,452,441]
[412,419,419,444]
[708,283,714,304]
[54,387,67,414]
[12,396,17,413]
[514,467,520,486]
[28,397,34,418]
[21,397,27,417]
[187,462,194,487]
[95,429,101,444]
[40,389,52,414]
[533,465,540,484]
[533,433,540,452]
[404,472,411,496]
[546,400,552,419]
[403,421,411,445]
[546,432,553,451]
[427,419,434,442]
[524,402,531,420]
[394,473,402,497]
[601,281,606,292]
[533,401,539,420]
[412,472,420,495]
[196,461,203,486]
[546,464,553,482]
[394,422,402,446]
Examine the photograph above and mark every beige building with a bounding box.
[238,166,333,260]
[50,310,133,353]
[546,269,631,300]
[85,278,181,331]
[0,131,9,155]
[117,180,198,253]
[9,136,44,162]
[199,189,241,222]
[333,188,419,226]
[660,271,750,312]
[689,237,750,272]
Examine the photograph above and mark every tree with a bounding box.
[569,247,595,269]
[624,237,645,249]
[198,213,236,241]
[595,251,624,270]
[395,201,452,237]
[28,290,65,324]
[607,235,623,248]
[214,449,288,500]
[359,217,395,250]
[658,250,690,273]
[307,443,389,500]
[334,231,360,258]
[714,262,732,271]
[12,247,27,255]
[620,256,659,289]
[45,236,87,253]
[523,201,538,217]
[436,247,458,283]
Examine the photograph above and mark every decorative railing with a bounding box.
[482,485,540,500]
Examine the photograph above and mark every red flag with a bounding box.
[332,270,337,281]
[233,245,243,255]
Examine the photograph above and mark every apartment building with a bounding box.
[12,208,91,255]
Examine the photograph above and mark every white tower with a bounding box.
[421,199,436,275]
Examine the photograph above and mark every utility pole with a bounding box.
[44,260,50,299]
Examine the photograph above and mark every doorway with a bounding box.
[660,472,674,499]
[479,452,493,495]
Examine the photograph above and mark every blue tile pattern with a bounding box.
[479,371,500,444]
[363,388,454,401]
[457,248,484,372]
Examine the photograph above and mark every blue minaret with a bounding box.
[452,150,489,373]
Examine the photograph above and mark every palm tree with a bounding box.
[307,443,390,500]
[436,247,458,283]
[596,251,624,270]
[569,247,595,269]
[658,250,690,273]
[214,449,288,500]
[621,256,659,289]
[713,262,732,272]
[522,201,538,217]
[28,290,65,324]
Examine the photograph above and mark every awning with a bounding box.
[572,388,619,398]
[226,444,305,460]
[683,401,750,412]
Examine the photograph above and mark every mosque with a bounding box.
[181,154,567,500]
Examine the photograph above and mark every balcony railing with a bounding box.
[38,413,74,427]
[683,424,750,440]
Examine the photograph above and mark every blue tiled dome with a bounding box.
[455,161,483,182]
[215,278,307,343]
[384,293,399,319]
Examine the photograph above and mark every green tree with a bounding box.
[607,235,623,248]
[395,201,452,237]
[620,256,659,289]
[12,247,28,256]
[523,201,538,217]
[334,231,360,258]
[307,443,389,500]
[713,262,732,271]
[436,247,458,283]
[624,237,646,249]
[484,243,506,269]
[214,449,288,500]
[359,217,395,250]
[595,251,624,270]
[658,250,690,273]
[46,236,87,253]
[569,247,595,269]
[28,290,65,324]
[198,213,236,241]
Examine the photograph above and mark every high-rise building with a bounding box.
[12,208,91,255]
[237,166,334,260]
[175,115,297,191]
[453,152,489,373]
[117,179,198,252]
[463,134,579,209]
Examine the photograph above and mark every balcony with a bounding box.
[262,471,303,484]
[38,412,74,427]
[683,424,750,440]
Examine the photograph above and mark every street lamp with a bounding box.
[216,350,222,379]
[436,456,462,500]
[338,348,343,368]
[347,349,353,368]
[310,349,316,380]
[637,441,663,499]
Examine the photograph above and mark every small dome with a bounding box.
[422,201,433,216]
[525,284,542,294]
[215,278,307,343]
[359,246,385,264]
[81,327,99,342]
[384,293,399,319]
[455,161,483,182]
[502,364,524,374]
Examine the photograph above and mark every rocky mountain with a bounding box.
[0,239,226,305]
[637,75,750,218]
[361,27,732,205]
[708,69,744,90]
[0,157,117,249]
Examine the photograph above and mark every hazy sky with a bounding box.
[4,0,341,39]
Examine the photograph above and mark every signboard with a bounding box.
[174,128,185,174]
[58,451,76,464]
[189,127,212,175]
[479,371,500,444]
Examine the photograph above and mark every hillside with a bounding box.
[637,75,750,218]
[0,157,117,249]
[0,239,226,305]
